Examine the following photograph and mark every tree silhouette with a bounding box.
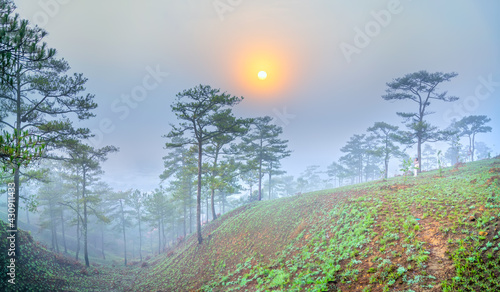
[235,116,290,201]
[165,85,248,244]
[1,3,97,260]
[367,122,403,179]
[383,70,459,172]
[62,141,118,266]
[454,115,492,161]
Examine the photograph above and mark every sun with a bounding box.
[258,71,267,80]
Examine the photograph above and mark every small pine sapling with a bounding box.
[400,158,414,184]
[437,150,444,177]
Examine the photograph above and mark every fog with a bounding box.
[2,0,499,271]
[10,0,499,191]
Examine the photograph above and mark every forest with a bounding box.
[1,0,499,291]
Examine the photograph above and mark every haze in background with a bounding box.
[13,0,500,191]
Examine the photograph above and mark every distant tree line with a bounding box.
[325,70,493,186]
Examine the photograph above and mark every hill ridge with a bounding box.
[134,158,500,291]
[2,158,500,291]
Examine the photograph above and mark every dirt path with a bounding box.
[417,219,455,289]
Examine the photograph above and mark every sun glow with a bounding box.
[258,71,267,80]
[228,42,295,102]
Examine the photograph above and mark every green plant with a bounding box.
[437,150,444,177]
[400,157,414,184]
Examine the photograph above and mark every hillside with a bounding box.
[0,219,138,292]
[132,158,500,291]
[1,158,500,291]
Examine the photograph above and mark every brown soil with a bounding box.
[417,220,455,281]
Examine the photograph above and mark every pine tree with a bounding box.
[0,3,97,260]
[165,85,248,243]
[235,116,290,201]
[382,71,459,172]
[454,115,492,161]
[61,141,117,266]
[367,122,404,179]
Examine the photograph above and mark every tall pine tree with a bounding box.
[165,85,248,244]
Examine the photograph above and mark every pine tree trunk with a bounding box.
[61,211,67,253]
[183,196,187,238]
[101,225,106,260]
[131,239,135,260]
[120,199,127,266]
[196,141,203,244]
[206,193,209,222]
[189,194,193,234]
[54,225,59,253]
[76,215,80,261]
[471,134,475,162]
[158,218,161,254]
[417,137,422,174]
[83,203,88,266]
[75,181,81,261]
[268,162,272,200]
[83,169,90,267]
[258,139,263,201]
[12,162,20,261]
[50,206,59,253]
[385,138,389,179]
[365,156,370,182]
[50,204,55,250]
[171,213,175,245]
[162,216,166,251]
[211,188,216,221]
[384,158,389,179]
[11,63,22,260]
[211,150,219,220]
[138,217,142,262]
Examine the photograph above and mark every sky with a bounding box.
[12,0,500,192]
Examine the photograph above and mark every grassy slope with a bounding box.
[1,158,499,291]
[0,219,136,292]
[132,158,500,292]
